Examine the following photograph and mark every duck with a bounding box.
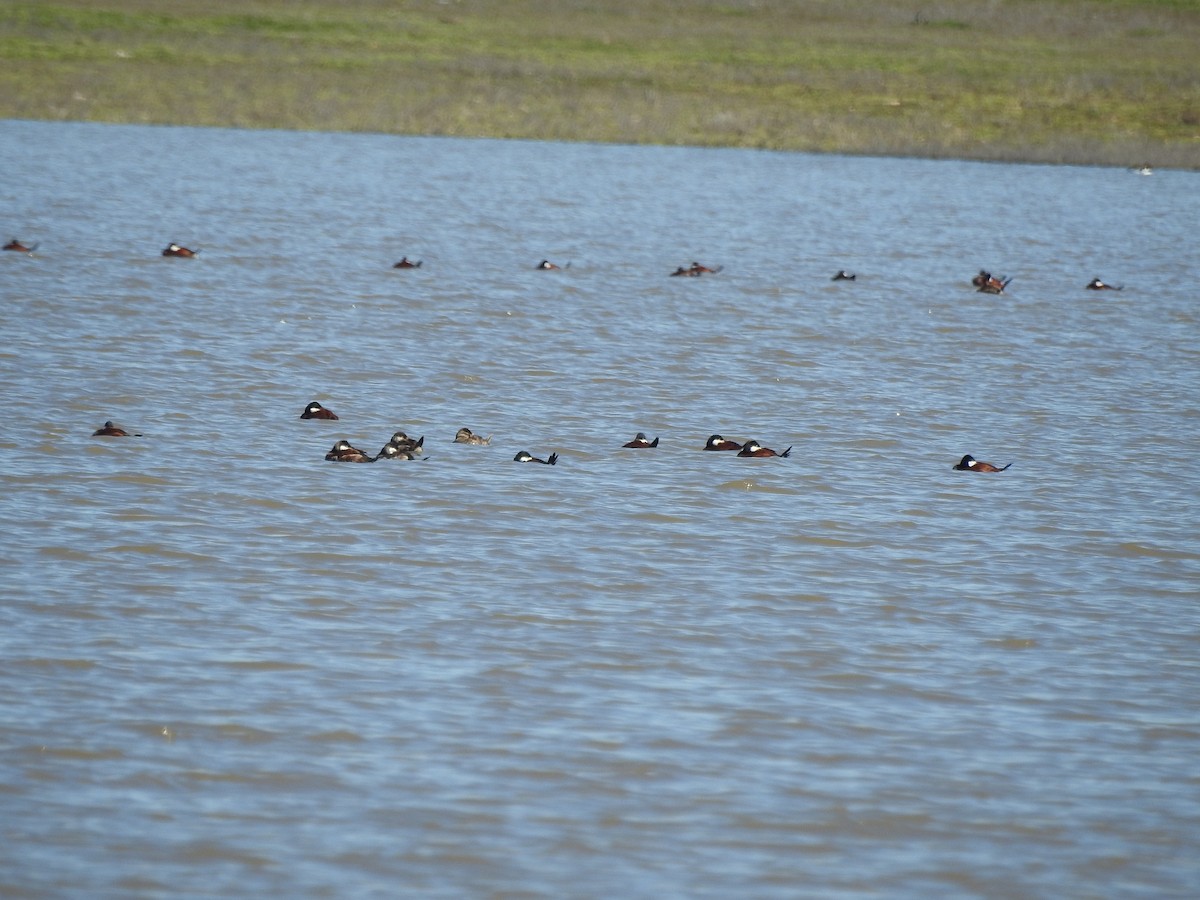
[972,270,1011,294]
[392,257,422,269]
[514,450,558,465]
[704,434,743,451]
[162,242,198,258]
[1086,277,1122,291]
[381,431,424,455]
[622,432,659,448]
[376,443,424,461]
[454,427,492,445]
[737,440,792,458]
[92,420,134,437]
[671,261,722,276]
[300,401,339,420]
[536,260,566,270]
[953,454,1011,472]
[325,440,374,463]
[3,238,36,253]
[831,270,856,281]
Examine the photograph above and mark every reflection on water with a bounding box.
[1,120,1198,897]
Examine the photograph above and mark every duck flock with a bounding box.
[4,235,1123,475]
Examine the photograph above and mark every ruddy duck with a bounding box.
[92,420,135,437]
[1086,277,1122,291]
[737,440,792,458]
[300,401,339,420]
[671,261,722,276]
[376,444,423,461]
[3,238,36,253]
[536,260,566,270]
[704,434,743,451]
[622,432,659,448]
[393,257,422,269]
[1132,164,1153,175]
[382,431,424,455]
[514,450,558,465]
[162,243,198,258]
[832,270,856,281]
[972,270,1011,294]
[325,440,373,462]
[454,427,492,445]
[953,454,1011,472]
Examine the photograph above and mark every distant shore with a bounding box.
[2,0,1197,168]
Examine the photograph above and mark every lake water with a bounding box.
[1,119,1198,898]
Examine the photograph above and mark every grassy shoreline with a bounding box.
[2,0,1198,168]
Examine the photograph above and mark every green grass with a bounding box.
[1,0,1197,167]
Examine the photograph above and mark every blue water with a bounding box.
[1,119,1198,897]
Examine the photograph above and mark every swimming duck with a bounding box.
[300,401,339,420]
[162,242,198,258]
[737,440,792,458]
[671,261,722,276]
[454,427,492,445]
[832,270,856,281]
[3,238,36,253]
[375,444,424,461]
[623,432,659,448]
[92,420,133,437]
[393,257,422,269]
[382,431,424,455]
[514,450,558,465]
[953,454,1011,472]
[972,270,1011,294]
[703,434,743,451]
[1085,277,1122,291]
[536,260,566,270]
[325,440,373,463]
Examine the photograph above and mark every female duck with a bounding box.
[454,427,492,445]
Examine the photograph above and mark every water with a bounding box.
[1,119,1198,898]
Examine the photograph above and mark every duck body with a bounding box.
[737,440,792,458]
[514,450,558,465]
[300,401,339,420]
[953,454,1011,472]
[92,420,130,437]
[454,427,492,445]
[623,432,659,448]
[704,434,742,451]
[325,440,374,462]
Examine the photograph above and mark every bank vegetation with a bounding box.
[2,0,1197,167]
